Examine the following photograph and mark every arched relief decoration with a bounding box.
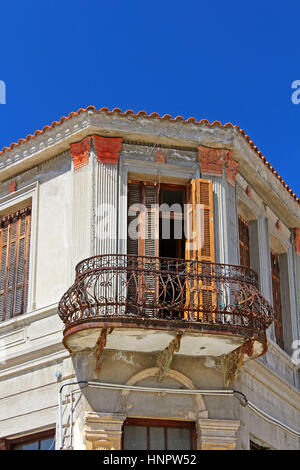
[119,367,208,418]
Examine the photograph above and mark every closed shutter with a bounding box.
[270,250,284,349]
[0,207,31,321]
[238,216,250,267]
[185,179,215,320]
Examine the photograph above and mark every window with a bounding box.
[7,430,55,450]
[122,419,196,450]
[0,206,31,321]
[238,215,250,267]
[270,250,284,349]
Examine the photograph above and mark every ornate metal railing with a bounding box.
[58,255,273,339]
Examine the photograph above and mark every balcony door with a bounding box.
[127,178,215,319]
[127,178,214,263]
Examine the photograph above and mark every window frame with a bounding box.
[122,418,197,450]
[6,429,55,450]
[0,207,31,321]
[0,182,39,318]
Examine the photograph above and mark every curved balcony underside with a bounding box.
[58,255,273,361]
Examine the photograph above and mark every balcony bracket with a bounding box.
[157,333,183,382]
[216,338,255,387]
[94,328,114,375]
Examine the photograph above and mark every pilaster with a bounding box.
[69,137,93,272]
[85,412,126,450]
[92,136,123,256]
[197,419,240,450]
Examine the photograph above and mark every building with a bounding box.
[0,106,299,450]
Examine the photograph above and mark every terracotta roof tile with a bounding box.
[0,105,298,205]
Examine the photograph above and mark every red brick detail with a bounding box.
[9,181,17,193]
[70,137,91,169]
[295,228,300,255]
[276,220,282,231]
[93,135,123,164]
[155,149,166,163]
[225,154,239,186]
[197,145,230,175]
[246,185,252,198]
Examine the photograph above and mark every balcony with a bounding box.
[58,255,273,374]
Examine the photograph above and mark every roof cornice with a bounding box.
[0,106,299,219]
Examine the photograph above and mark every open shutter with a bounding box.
[0,208,31,322]
[141,184,159,313]
[127,182,159,315]
[238,216,250,267]
[127,182,159,258]
[270,250,284,349]
[185,179,215,321]
[127,183,140,257]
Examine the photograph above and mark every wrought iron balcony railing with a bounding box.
[58,254,273,343]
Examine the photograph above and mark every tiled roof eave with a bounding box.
[0,105,298,205]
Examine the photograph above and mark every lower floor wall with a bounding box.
[84,412,240,450]
[0,348,300,450]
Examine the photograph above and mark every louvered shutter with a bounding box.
[270,250,284,349]
[238,216,250,267]
[127,183,159,315]
[0,208,31,321]
[127,183,140,257]
[185,179,215,320]
[141,184,159,313]
[127,182,159,258]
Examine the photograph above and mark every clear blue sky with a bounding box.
[0,1,299,196]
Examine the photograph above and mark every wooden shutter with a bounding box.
[127,182,159,314]
[0,207,31,321]
[127,182,159,258]
[238,216,250,267]
[270,250,284,349]
[185,179,215,320]
[127,183,140,256]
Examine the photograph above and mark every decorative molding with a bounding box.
[92,135,123,164]
[94,328,107,374]
[9,181,17,194]
[70,136,91,169]
[155,149,166,163]
[225,154,239,186]
[120,367,207,417]
[85,412,126,450]
[197,145,231,176]
[276,219,282,231]
[216,340,256,387]
[157,333,182,382]
[198,419,240,450]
